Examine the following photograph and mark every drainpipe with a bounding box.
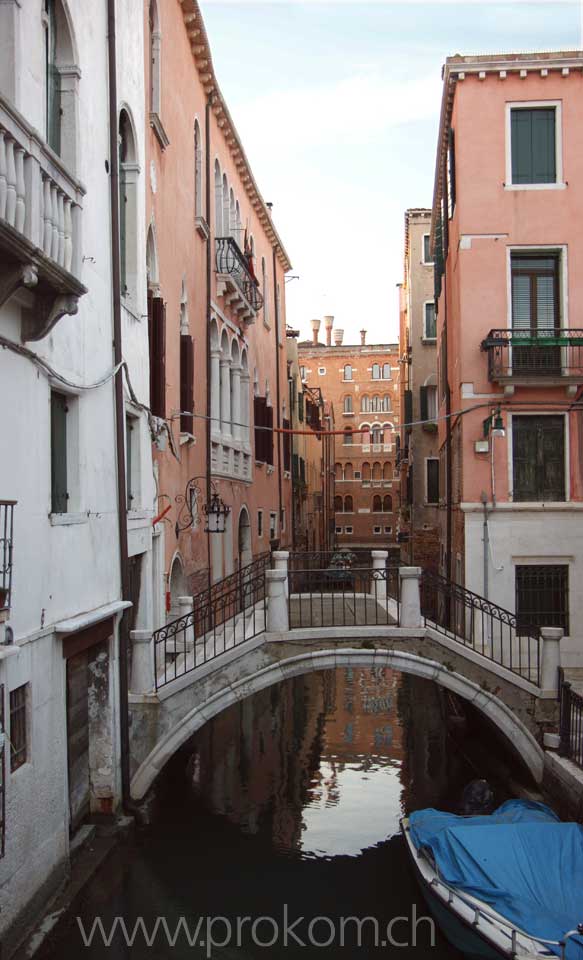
[107,0,131,809]
[480,491,489,600]
[205,97,212,587]
[272,245,283,533]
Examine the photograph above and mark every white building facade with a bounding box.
[0,0,155,952]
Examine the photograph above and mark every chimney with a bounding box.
[333,329,344,346]
[311,318,321,345]
[360,329,366,346]
[324,315,334,347]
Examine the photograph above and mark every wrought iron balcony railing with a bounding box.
[0,501,16,614]
[215,236,263,317]
[481,329,583,383]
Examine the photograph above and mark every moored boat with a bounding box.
[401,799,583,959]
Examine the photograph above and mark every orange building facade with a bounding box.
[144,0,292,611]
[298,319,400,550]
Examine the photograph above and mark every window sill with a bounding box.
[504,182,566,192]
[422,260,434,267]
[180,432,196,446]
[343,411,355,417]
[150,111,170,150]
[50,512,88,526]
[421,337,437,345]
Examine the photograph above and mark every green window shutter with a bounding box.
[420,386,428,422]
[427,459,439,504]
[404,390,413,430]
[126,416,133,511]
[180,334,194,434]
[511,108,556,185]
[51,392,68,513]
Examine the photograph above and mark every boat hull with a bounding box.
[419,880,506,960]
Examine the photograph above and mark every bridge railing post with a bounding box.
[540,626,563,693]
[178,596,195,649]
[371,550,388,607]
[272,550,290,600]
[399,566,422,629]
[266,569,289,633]
[130,629,155,694]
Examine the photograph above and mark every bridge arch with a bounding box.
[131,648,544,800]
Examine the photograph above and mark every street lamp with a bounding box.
[175,478,230,538]
[483,407,506,440]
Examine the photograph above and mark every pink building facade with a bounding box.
[432,51,583,665]
[144,0,292,611]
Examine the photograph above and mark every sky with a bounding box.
[200,0,581,344]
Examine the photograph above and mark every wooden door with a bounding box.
[66,650,90,833]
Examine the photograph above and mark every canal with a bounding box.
[37,667,533,958]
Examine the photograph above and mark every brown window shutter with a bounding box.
[254,396,266,462]
[180,334,194,434]
[266,404,274,465]
[282,418,291,472]
[149,296,166,418]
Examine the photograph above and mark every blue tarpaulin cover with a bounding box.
[409,800,583,959]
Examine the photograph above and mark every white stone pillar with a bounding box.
[130,630,155,694]
[266,569,289,633]
[178,596,195,650]
[371,550,388,606]
[399,566,422,628]
[272,550,289,599]
[241,372,251,448]
[220,357,232,437]
[210,348,221,435]
[231,364,242,441]
[540,627,563,693]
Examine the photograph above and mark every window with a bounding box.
[148,295,166,418]
[257,510,263,537]
[343,364,353,381]
[282,418,291,473]
[282,508,286,533]
[382,364,391,380]
[423,234,432,264]
[334,495,343,512]
[344,495,353,513]
[512,415,565,502]
[362,462,371,484]
[126,414,140,511]
[372,363,380,380]
[516,564,568,633]
[383,495,392,512]
[300,366,306,380]
[335,463,343,481]
[344,463,353,481]
[384,526,392,534]
[119,110,138,299]
[361,396,370,412]
[424,302,437,340]
[343,428,353,445]
[345,526,353,535]
[194,120,203,218]
[269,511,277,541]
[148,0,161,118]
[343,396,353,414]
[354,470,361,480]
[10,684,28,772]
[318,367,326,376]
[426,458,440,505]
[510,105,557,186]
[373,495,382,512]
[372,461,382,481]
[44,0,60,154]
[262,257,270,327]
[51,391,69,513]
[335,526,343,535]
[511,254,560,373]
[254,397,274,465]
[43,0,78,168]
[372,426,384,444]
[420,384,438,422]
[373,526,382,535]
[180,334,194,434]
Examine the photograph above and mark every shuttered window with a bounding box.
[51,391,68,514]
[511,254,559,332]
[148,296,166,418]
[423,234,432,264]
[180,334,194,434]
[424,302,436,339]
[404,390,413,429]
[426,459,440,505]
[254,397,273,465]
[511,107,556,185]
[512,415,565,502]
[9,685,27,773]
[282,418,291,472]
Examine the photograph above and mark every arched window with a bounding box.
[236,200,241,240]
[146,224,159,293]
[180,277,188,332]
[343,395,353,414]
[382,395,391,412]
[343,427,353,445]
[373,495,382,512]
[383,495,393,512]
[229,188,236,238]
[335,462,343,481]
[372,363,380,380]
[361,395,370,412]
[372,461,382,481]
[194,120,202,218]
[383,462,391,481]
[344,463,353,481]
[362,462,371,482]
[382,363,391,379]
[361,426,370,445]
[149,0,161,116]
[372,425,384,444]
[344,364,353,381]
[262,257,270,326]
[214,160,222,235]
[222,174,229,241]
[119,109,138,299]
[334,495,343,512]
[371,395,380,412]
[44,0,79,169]
[344,495,353,513]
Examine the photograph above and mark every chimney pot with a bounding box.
[310,318,321,346]
[324,315,334,347]
[360,329,366,346]
[333,329,344,346]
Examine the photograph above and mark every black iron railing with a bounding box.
[288,565,399,629]
[215,237,263,313]
[559,676,583,768]
[0,502,15,613]
[420,571,540,685]
[288,549,373,572]
[481,328,583,381]
[153,552,270,690]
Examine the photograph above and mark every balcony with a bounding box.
[0,501,15,619]
[0,95,86,340]
[482,329,583,392]
[215,237,263,324]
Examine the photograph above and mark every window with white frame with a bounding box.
[318,367,326,376]
[335,526,342,535]
[373,526,382,535]
[423,234,433,264]
[512,415,565,502]
[269,511,277,540]
[126,412,140,511]
[300,366,306,380]
[384,525,392,534]
[424,302,436,340]
[343,364,353,381]
[507,102,561,187]
[343,395,353,414]
[344,526,353,535]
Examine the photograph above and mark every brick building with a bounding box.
[397,209,440,570]
[298,318,400,550]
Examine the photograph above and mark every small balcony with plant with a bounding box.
[481,328,583,392]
